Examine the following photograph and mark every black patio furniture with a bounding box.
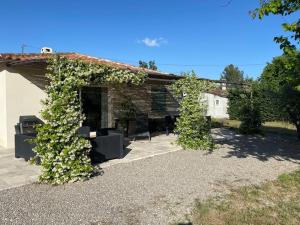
[77,126,91,138]
[77,126,124,163]
[127,115,151,141]
[165,115,177,135]
[90,131,124,163]
[15,133,37,161]
[149,115,178,136]
[15,115,124,163]
[15,115,43,161]
[149,117,165,133]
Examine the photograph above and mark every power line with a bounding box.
[105,57,266,68]
[220,0,233,7]
[20,44,41,54]
[19,46,266,68]
[156,63,265,67]
[18,48,265,68]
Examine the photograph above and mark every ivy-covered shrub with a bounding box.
[33,56,145,184]
[172,72,214,150]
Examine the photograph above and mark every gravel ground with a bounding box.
[0,129,300,225]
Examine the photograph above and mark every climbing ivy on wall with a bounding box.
[33,56,145,184]
[171,72,214,150]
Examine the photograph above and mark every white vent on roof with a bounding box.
[41,47,53,54]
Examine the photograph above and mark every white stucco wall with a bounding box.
[205,93,229,119]
[0,65,7,147]
[0,66,46,148]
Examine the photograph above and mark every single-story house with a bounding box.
[0,52,229,148]
[205,88,229,119]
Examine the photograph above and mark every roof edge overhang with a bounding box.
[1,56,182,82]
[0,53,248,85]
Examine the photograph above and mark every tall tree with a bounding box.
[220,64,244,84]
[138,60,148,69]
[259,53,300,138]
[148,60,158,71]
[252,0,300,53]
[227,81,263,134]
[138,60,158,71]
[252,1,300,138]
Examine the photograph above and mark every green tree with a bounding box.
[227,82,263,134]
[227,88,245,120]
[171,72,214,150]
[252,1,300,138]
[252,0,300,53]
[138,60,148,69]
[138,60,158,71]
[239,82,263,134]
[148,60,158,70]
[259,53,300,138]
[220,64,244,85]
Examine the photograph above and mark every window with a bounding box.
[151,86,167,111]
[215,99,220,106]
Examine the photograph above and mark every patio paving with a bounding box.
[0,147,40,191]
[101,134,181,168]
[0,134,180,191]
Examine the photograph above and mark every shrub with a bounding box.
[228,83,262,135]
[239,100,262,134]
[172,72,214,150]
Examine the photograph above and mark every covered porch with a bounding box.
[0,53,181,184]
[0,53,181,149]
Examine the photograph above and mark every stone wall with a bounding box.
[107,81,179,127]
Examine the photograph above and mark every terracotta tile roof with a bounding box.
[0,52,179,79]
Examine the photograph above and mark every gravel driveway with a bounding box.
[1,129,299,225]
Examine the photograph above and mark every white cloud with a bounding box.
[140,37,167,47]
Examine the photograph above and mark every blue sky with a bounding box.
[0,0,296,79]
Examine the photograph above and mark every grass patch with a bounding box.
[263,121,296,136]
[178,170,300,225]
[212,119,297,136]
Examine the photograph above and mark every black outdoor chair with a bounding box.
[91,132,124,163]
[15,133,36,161]
[128,115,151,141]
[15,115,43,161]
[77,126,124,163]
[165,115,176,135]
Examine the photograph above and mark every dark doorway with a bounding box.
[81,87,108,131]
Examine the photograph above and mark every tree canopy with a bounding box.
[220,64,244,84]
[259,53,300,138]
[252,1,300,139]
[227,81,263,134]
[252,0,300,53]
[138,60,158,71]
